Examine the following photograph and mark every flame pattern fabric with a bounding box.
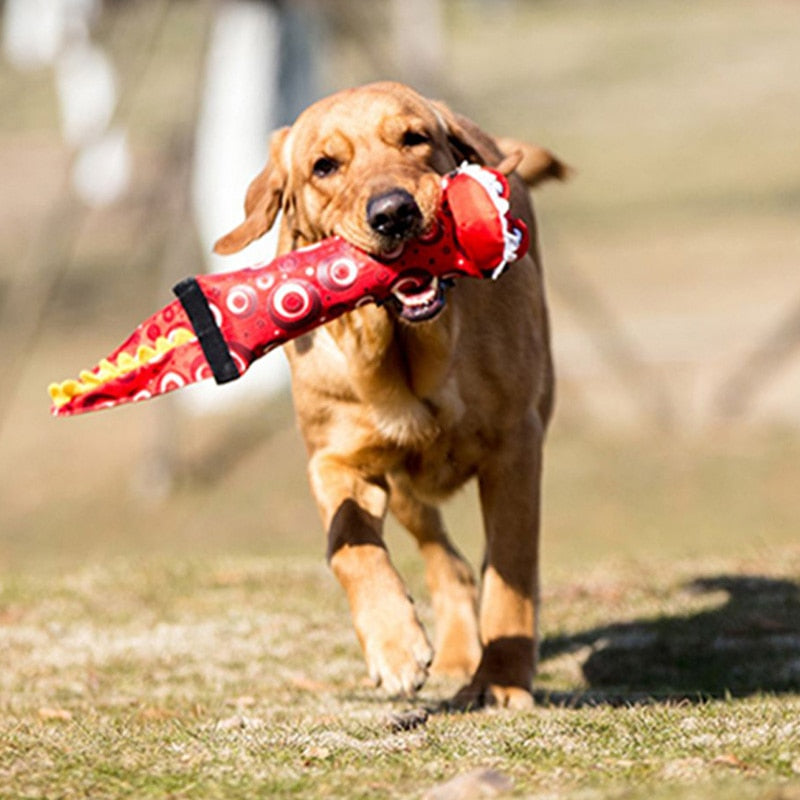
[49,165,529,417]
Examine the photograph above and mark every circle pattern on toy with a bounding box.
[319,257,359,290]
[208,302,223,328]
[191,355,213,382]
[268,280,321,329]
[159,371,186,393]
[226,284,258,318]
[419,220,443,244]
[255,273,276,291]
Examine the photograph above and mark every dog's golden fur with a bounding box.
[216,82,565,708]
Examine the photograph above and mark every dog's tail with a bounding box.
[495,138,573,188]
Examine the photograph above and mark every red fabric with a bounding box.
[49,166,528,417]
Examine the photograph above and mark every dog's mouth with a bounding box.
[388,273,448,323]
[377,216,451,323]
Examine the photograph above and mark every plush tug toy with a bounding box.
[48,165,529,417]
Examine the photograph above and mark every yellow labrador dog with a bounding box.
[215,82,565,708]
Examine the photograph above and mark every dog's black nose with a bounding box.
[366,189,422,238]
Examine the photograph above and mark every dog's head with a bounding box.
[214,82,487,251]
[214,82,562,322]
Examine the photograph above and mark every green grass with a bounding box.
[2,552,799,798]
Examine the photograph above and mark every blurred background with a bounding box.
[1,0,799,579]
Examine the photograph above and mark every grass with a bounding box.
[2,550,799,798]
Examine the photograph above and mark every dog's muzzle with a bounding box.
[366,188,424,240]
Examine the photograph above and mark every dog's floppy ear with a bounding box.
[214,127,290,255]
[431,100,571,189]
[430,100,499,168]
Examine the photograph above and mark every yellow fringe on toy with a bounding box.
[48,327,196,408]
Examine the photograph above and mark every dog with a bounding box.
[214,82,566,708]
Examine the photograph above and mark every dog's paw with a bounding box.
[448,681,534,712]
[444,635,536,710]
[363,618,433,697]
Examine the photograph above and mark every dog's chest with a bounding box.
[397,418,492,499]
[376,377,496,499]
[369,370,466,446]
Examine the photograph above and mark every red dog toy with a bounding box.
[49,165,528,417]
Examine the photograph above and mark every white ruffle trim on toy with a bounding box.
[450,162,526,279]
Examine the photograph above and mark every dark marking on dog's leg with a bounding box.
[326,499,385,562]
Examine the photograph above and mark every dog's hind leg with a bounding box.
[452,411,544,711]
[388,475,481,679]
[309,451,433,697]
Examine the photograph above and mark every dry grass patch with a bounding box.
[2,550,800,798]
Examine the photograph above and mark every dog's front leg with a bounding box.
[387,475,481,678]
[453,411,544,710]
[309,451,433,696]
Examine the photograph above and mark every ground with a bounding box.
[2,545,799,798]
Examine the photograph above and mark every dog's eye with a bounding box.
[312,156,339,178]
[402,130,431,148]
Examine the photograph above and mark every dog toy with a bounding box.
[48,164,529,417]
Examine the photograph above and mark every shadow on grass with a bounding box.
[537,575,800,707]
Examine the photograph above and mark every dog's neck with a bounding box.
[350,302,461,445]
[287,300,461,448]
[329,301,457,395]
[280,224,464,446]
